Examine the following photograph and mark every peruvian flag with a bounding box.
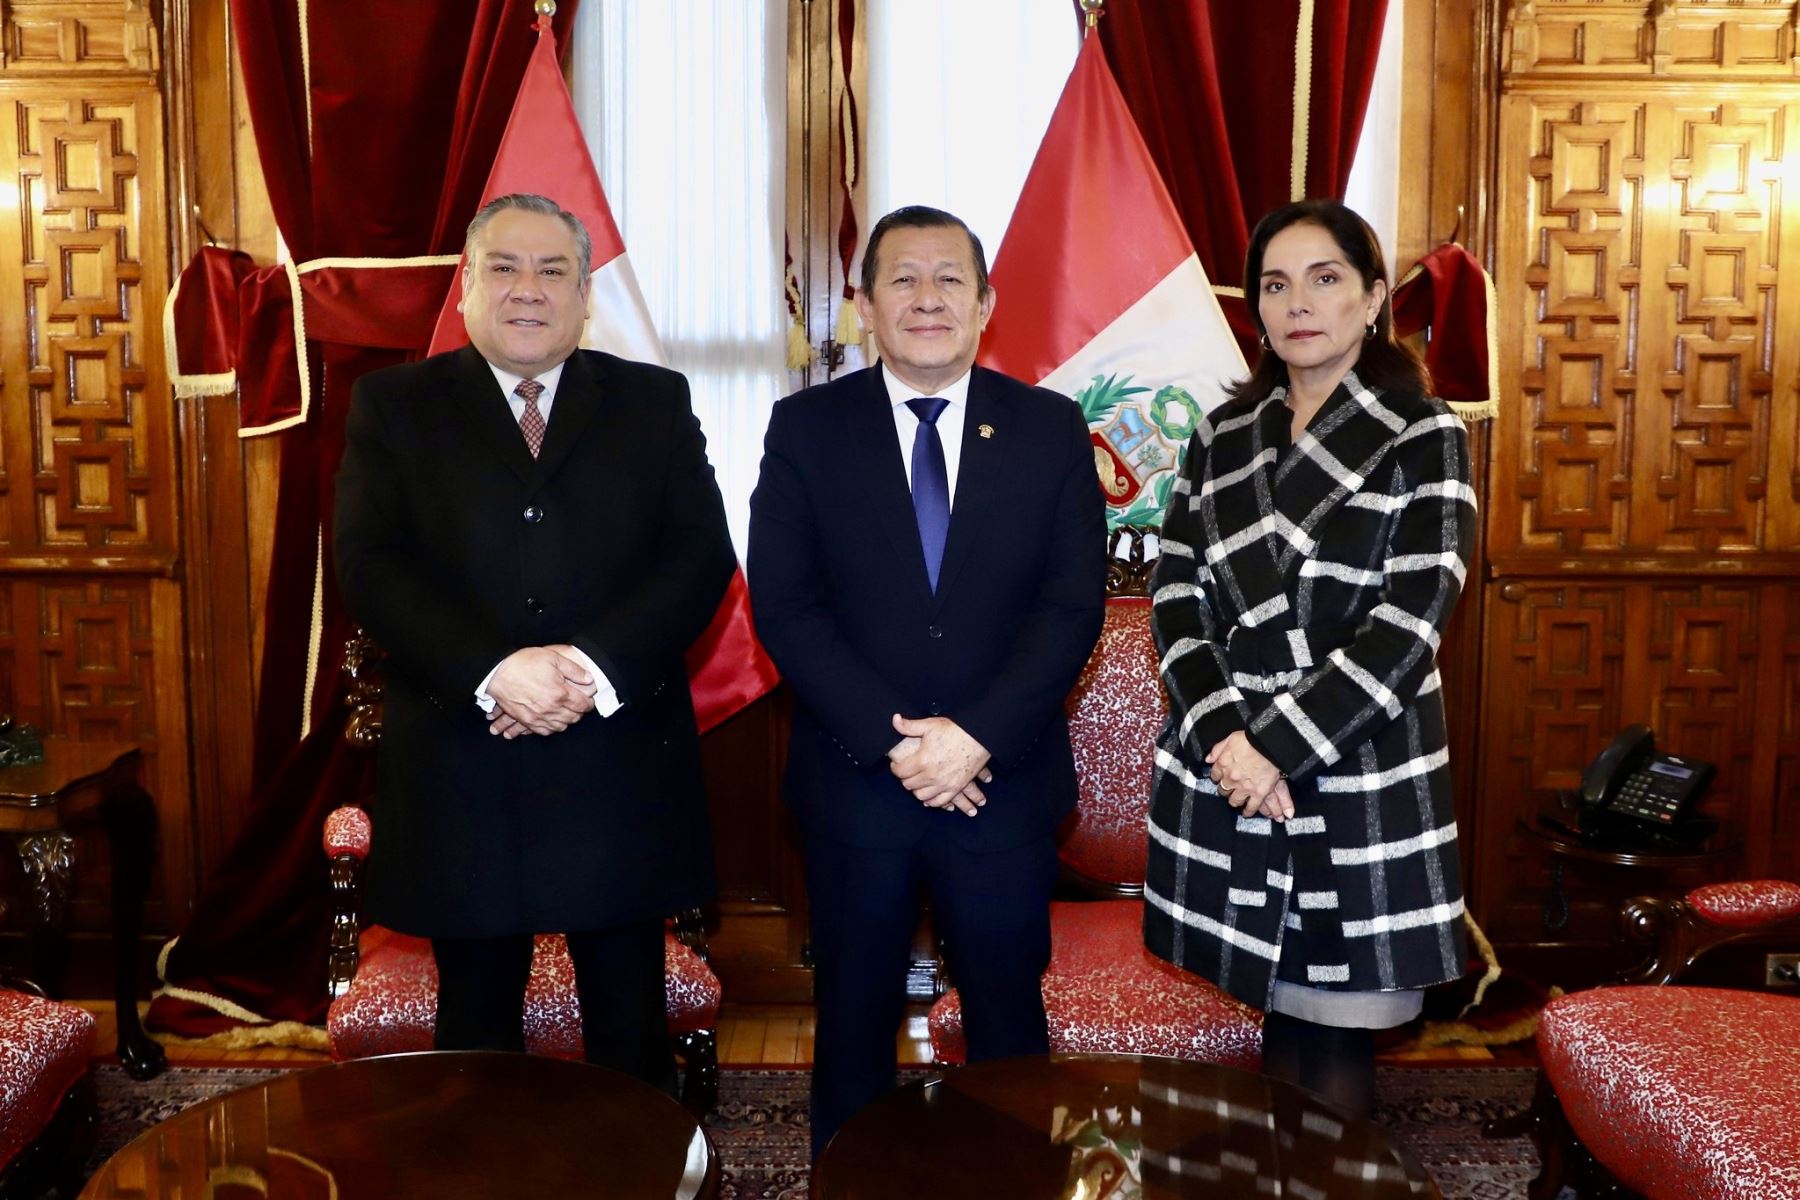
[427,14,777,730]
[980,35,1245,528]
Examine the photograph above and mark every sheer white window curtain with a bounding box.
[569,1,788,553]
[863,0,1079,274]
[1344,0,1404,269]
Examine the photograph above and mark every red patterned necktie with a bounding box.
[515,378,545,458]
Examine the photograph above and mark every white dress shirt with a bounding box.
[473,358,620,719]
[882,364,971,510]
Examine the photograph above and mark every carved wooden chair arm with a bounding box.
[1619,880,1800,986]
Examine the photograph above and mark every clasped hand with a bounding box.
[486,645,596,738]
[1206,730,1294,822]
[888,714,992,818]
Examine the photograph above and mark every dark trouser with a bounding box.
[805,829,1058,1159]
[431,918,675,1094]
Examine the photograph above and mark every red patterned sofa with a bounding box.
[927,529,1263,1070]
[320,635,723,1113]
[0,980,96,1199]
[1524,879,1800,1199]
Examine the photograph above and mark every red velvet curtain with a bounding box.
[1083,0,1389,353]
[236,0,577,784]
[150,0,579,1036]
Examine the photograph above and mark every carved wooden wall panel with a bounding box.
[1774,586,1800,881]
[1,5,191,951]
[1482,0,1800,978]
[1498,96,1645,556]
[1477,578,1781,953]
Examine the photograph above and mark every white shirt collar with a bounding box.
[486,358,568,407]
[880,363,973,411]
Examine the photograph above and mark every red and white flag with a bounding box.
[980,36,1245,528]
[427,21,660,362]
[429,16,777,730]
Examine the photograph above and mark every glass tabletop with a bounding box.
[82,1051,716,1199]
[816,1052,1436,1199]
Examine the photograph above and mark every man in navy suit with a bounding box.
[748,205,1107,1155]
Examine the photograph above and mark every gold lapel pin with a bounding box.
[978,424,995,439]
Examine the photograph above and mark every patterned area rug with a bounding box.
[83,1063,1561,1199]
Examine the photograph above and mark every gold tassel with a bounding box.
[834,301,863,349]
[152,1020,333,1053]
[786,318,816,371]
[1392,987,1564,1053]
[1457,911,1503,1017]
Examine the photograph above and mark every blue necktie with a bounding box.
[906,396,950,592]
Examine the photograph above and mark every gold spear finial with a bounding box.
[1080,0,1105,34]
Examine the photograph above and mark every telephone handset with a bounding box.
[1572,724,1716,848]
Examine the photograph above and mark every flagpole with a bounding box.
[1080,0,1105,36]
[534,0,555,34]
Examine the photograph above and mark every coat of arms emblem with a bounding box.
[1078,373,1202,529]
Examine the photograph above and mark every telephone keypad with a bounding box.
[1615,771,1686,822]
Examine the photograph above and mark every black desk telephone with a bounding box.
[1547,725,1717,849]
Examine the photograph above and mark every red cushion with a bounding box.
[327,928,721,1060]
[1059,601,1165,889]
[1687,880,1800,928]
[928,899,1262,1068]
[322,805,372,860]
[1539,986,1800,1200]
[0,989,96,1169]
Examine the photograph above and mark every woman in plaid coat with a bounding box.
[1145,200,1477,1118]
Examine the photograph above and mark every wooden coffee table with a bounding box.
[815,1053,1437,1199]
[81,1051,719,1198]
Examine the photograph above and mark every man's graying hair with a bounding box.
[464,193,593,281]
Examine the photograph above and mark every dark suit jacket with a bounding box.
[333,345,736,938]
[747,364,1107,851]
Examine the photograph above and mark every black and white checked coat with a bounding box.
[1143,370,1476,1010]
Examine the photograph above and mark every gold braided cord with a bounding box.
[298,0,314,154]
[300,525,326,741]
[1466,258,1501,421]
[295,254,462,273]
[1290,0,1315,201]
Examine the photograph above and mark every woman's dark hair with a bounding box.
[1226,199,1430,408]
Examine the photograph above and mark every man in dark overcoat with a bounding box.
[333,193,735,1089]
[748,205,1108,1156]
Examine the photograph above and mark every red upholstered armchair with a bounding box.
[1519,879,1800,1199]
[927,528,1263,1069]
[0,976,96,1199]
[320,635,723,1113]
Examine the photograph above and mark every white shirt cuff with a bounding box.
[474,663,501,713]
[562,645,621,717]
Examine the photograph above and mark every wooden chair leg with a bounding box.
[674,1029,719,1115]
[1482,1069,1566,1200]
[1490,1068,1643,1200]
[54,1074,97,1198]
